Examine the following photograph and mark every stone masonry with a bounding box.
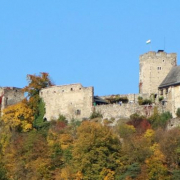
[1,50,180,121]
[40,84,94,121]
[0,87,24,114]
[139,51,177,95]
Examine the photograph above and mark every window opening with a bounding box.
[166,88,168,94]
[160,90,163,95]
[76,109,81,115]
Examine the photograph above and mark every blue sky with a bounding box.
[0,1,180,95]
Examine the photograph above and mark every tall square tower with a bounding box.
[139,50,177,95]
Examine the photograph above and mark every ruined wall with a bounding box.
[139,51,177,95]
[95,103,157,120]
[40,84,94,121]
[0,87,24,113]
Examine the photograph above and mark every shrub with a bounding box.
[159,96,164,102]
[128,113,150,134]
[138,96,152,105]
[148,111,172,129]
[117,124,136,138]
[105,95,128,104]
[90,111,103,119]
[58,114,68,124]
[141,99,152,105]
[176,108,180,118]
[138,96,143,105]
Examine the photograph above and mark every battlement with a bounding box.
[140,51,177,60]
[40,83,93,95]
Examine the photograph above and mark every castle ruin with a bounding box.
[0,87,24,113]
[1,50,180,121]
[40,84,94,120]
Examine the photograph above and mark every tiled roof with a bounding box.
[159,66,180,88]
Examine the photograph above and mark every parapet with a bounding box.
[140,51,177,60]
[40,83,93,95]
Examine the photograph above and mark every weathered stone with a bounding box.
[0,87,24,114]
[40,84,93,121]
[139,51,177,95]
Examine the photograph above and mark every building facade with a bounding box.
[40,84,94,121]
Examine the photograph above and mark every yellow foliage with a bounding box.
[144,129,154,139]
[47,130,59,147]
[59,134,73,150]
[2,100,34,132]
[118,124,136,138]
[75,171,83,180]
[145,143,168,180]
[150,143,159,152]
[57,166,76,180]
[101,168,115,180]
[144,129,155,144]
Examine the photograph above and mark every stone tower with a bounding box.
[139,50,177,95]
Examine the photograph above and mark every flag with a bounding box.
[146,40,151,44]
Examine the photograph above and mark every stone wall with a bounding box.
[100,93,150,103]
[95,103,156,120]
[40,84,94,121]
[0,87,24,113]
[139,51,177,95]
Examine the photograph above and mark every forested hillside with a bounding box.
[0,73,180,179]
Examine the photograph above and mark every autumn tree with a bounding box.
[2,99,34,132]
[145,143,169,180]
[72,121,121,179]
[23,72,53,127]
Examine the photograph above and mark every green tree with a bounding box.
[148,109,172,129]
[72,121,121,179]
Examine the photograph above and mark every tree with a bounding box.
[145,143,169,180]
[23,72,53,117]
[2,100,34,132]
[72,121,121,179]
[148,109,172,129]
